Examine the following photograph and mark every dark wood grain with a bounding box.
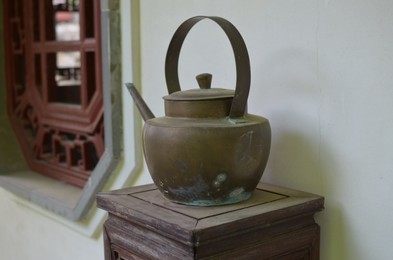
[97,182,324,259]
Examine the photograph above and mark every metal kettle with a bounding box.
[127,16,271,206]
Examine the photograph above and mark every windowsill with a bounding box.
[0,106,120,221]
[0,117,82,213]
[0,171,82,210]
[0,170,108,238]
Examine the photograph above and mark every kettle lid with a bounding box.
[164,88,234,101]
[164,73,235,101]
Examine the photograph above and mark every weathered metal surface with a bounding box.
[127,16,271,205]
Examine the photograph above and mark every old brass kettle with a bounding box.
[126,16,271,206]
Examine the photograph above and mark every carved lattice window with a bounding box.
[3,0,104,187]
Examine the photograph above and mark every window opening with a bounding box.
[52,0,80,41]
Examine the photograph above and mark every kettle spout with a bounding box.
[126,83,155,121]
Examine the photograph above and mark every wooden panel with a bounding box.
[97,183,324,259]
[97,193,197,244]
[205,224,320,260]
[105,216,193,259]
[110,244,144,260]
[194,215,318,258]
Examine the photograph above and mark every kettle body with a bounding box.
[127,16,271,206]
[143,115,270,205]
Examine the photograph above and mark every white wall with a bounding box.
[0,189,104,259]
[1,1,392,259]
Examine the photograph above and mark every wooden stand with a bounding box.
[96,183,324,259]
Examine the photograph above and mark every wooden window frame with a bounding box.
[4,0,104,187]
[0,0,122,221]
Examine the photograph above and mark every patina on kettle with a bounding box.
[126,16,271,206]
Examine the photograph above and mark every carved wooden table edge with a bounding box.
[96,182,324,259]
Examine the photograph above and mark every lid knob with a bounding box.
[196,73,212,89]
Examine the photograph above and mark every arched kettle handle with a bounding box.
[165,16,251,118]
